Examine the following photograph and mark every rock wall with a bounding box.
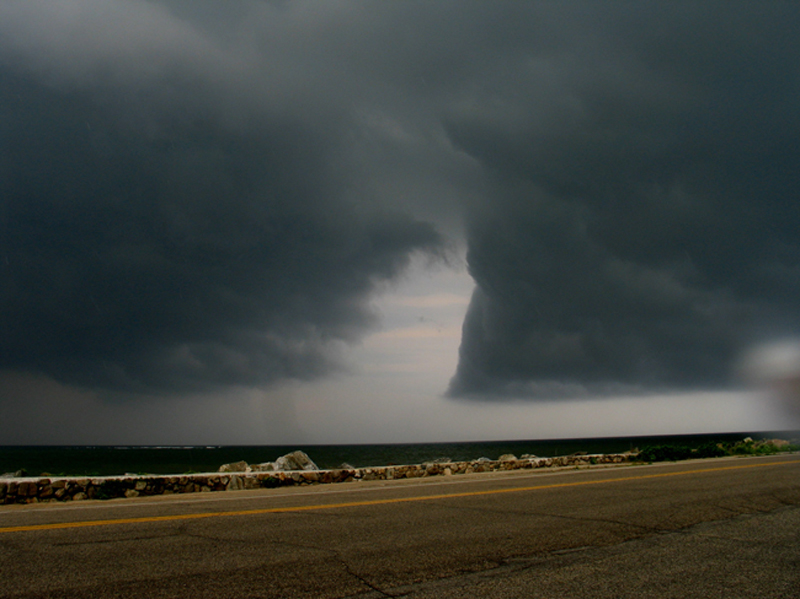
[0,453,635,505]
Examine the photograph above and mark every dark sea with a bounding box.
[2,431,798,477]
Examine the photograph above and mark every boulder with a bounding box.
[18,482,38,497]
[0,469,27,478]
[250,462,275,472]
[252,451,319,472]
[226,476,244,491]
[498,454,518,461]
[218,461,250,473]
[764,439,790,447]
[273,450,318,471]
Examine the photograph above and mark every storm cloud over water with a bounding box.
[0,0,445,394]
[446,3,800,397]
[1,0,799,410]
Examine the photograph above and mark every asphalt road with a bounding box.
[1,454,798,598]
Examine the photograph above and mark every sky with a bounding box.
[1,1,799,445]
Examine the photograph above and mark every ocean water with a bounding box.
[1,431,797,477]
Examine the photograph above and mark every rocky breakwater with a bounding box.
[0,450,636,505]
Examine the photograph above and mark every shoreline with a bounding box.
[3,431,798,478]
[3,431,797,476]
[1,452,637,504]
[2,436,797,505]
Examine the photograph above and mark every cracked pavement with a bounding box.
[0,455,798,598]
[370,506,800,598]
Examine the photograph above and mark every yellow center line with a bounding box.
[2,459,797,534]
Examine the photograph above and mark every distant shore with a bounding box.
[2,431,798,478]
[1,451,638,504]
[1,437,797,505]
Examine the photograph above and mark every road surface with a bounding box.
[1,454,798,598]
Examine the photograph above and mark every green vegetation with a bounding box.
[726,438,799,455]
[637,438,799,463]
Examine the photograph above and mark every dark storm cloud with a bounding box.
[447,2,800,397]
[2,1,799,402]
[0,0,443,394]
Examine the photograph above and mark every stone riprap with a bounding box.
[0,452,635,505]
[219,450,320,473]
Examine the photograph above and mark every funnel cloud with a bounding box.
[1,1,799,444]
